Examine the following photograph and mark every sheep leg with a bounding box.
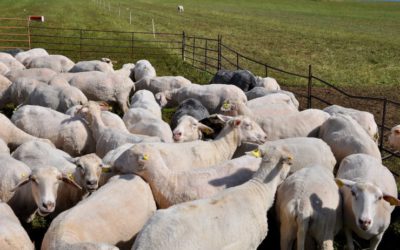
[320,239,334,250]
[344,228,355,250]
[280,221,295,250]
[369,233,383,250]
[296,217,309,250]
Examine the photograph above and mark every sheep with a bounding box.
[0,74,12,106]
[258,137,337,174]
[388,124,400,151]
[77,101,161,158]
[135,76,191,94]
[66,104,129,133]
[123,108,173,142]
[25,55,75,73]
[0,138,9,154]
[114,63,135,79]
[247,92,298,111]
[209,69,258,91]
[0,113,53,151]
[55,70,135,113]
[319,114,381,164]
[12,105,95,156]
[172,115,214,142]
[0,78,43,108]
[221,98,298,120]
[170,98,210,129]
[42,174,156,250]
[0,52,15,60]
[155,83,247,113]
[117,144,261,208]
[336,153,400,250]
[0,201,34,250]
[0,61,10,75]
[5,68,57,83]
[323,104,379,143]
[133,59,156,81]
[276,166,342,250]
[68,58,114,73]
[254,76,281,90]
[245,87,299,106]
[111,115,266,173]
[26,83,88,113]
[131,147,292,250]
[0,57,25,71]
[15,48,49,64]
[129,90,162,119]
[177,5,184,12]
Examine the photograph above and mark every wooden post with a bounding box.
[119,5,121,17]
[79,29,83,61]
[380,98,387,150]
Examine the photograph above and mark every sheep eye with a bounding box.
[351,190,356,197]
[378,196,383,201]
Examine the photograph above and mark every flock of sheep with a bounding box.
[0,47,399,250]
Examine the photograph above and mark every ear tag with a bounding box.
[102,168,110,173]
[67,173,74,180]
[222,101,230,110]
[251,149,261,158]
[143,154,149,161]
[21,173,27,178]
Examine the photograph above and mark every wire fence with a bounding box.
[1,18,399,174]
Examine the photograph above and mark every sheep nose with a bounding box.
[358,218,372,230]
[42,201,55,210]
[173,132,182,140]
[86,180,97,186]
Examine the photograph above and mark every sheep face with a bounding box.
[75,154,104,192]
[228,116,267,145]
[172,116,214,142]
[220,99,241,116]
[388,125,400,151]
[336,179,400,232]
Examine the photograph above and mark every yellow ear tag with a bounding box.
[204,128,213,135]
[21,173,27,178]
[143,154,149,161]
[102,168,110,173]
[222,101,230,110]
[251,149,261,158]
[67,173,74,180]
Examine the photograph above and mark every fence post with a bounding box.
[181,31,186,61]
[380,98,387,150]
[307,64,312,109]
[26,18,31,49]
[204,39,208,71]
[265,65,268,77]
[236,52,239,70]
[79,29,83,61]
[217,34,222,70]
[192,36,196,66]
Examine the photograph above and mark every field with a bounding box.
[1,0,400,249]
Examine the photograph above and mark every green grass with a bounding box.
[1,0,400,86]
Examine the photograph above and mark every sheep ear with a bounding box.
[198,123,214,135]
[60,174,82,190]
[101,164,113,173]
[67,157,79,164]
[394,129,400,135]
[383,194,400,206]
[155,92,168,107]
[98,102,111,111]
[335,178,355,188]
[229,118,241,127]
[10,175,31,192]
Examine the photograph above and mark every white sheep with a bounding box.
[15,48,49,64]
[0,138,9,154]
[123,108,173,142]
[134,76,191,94]
[172,115,214,142]
[323,104,379,143]
[5,68,57,83]
[25,55,75,73]
[177,5,184,12]
[111,115,266,173]
[258,137,336,174]
[155,84,247,113]
[0,57,25,71]
[336,153,400,250]
[254,76,281,90]
[117,144,261,208]
[0,201,34,250]
[42,174,156,250]
[276,166,342,250]
[0,113,53,151]
[0,78,42,108]
[0,61,10,75]
[69,58,114,73]
[319,114,381,164]
[133,59,156,81]
[77,101,161,157]
[131,147,292,250]
[0,74,12,106]
[129,90,162,119]
[388,124,400,151]
[54,70,135,113]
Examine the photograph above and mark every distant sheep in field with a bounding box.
[177,5,184,13]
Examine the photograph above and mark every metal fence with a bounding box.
[0,17,31,50]
[2,21,399,171]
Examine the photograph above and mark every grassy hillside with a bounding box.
[1,0,400,87]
